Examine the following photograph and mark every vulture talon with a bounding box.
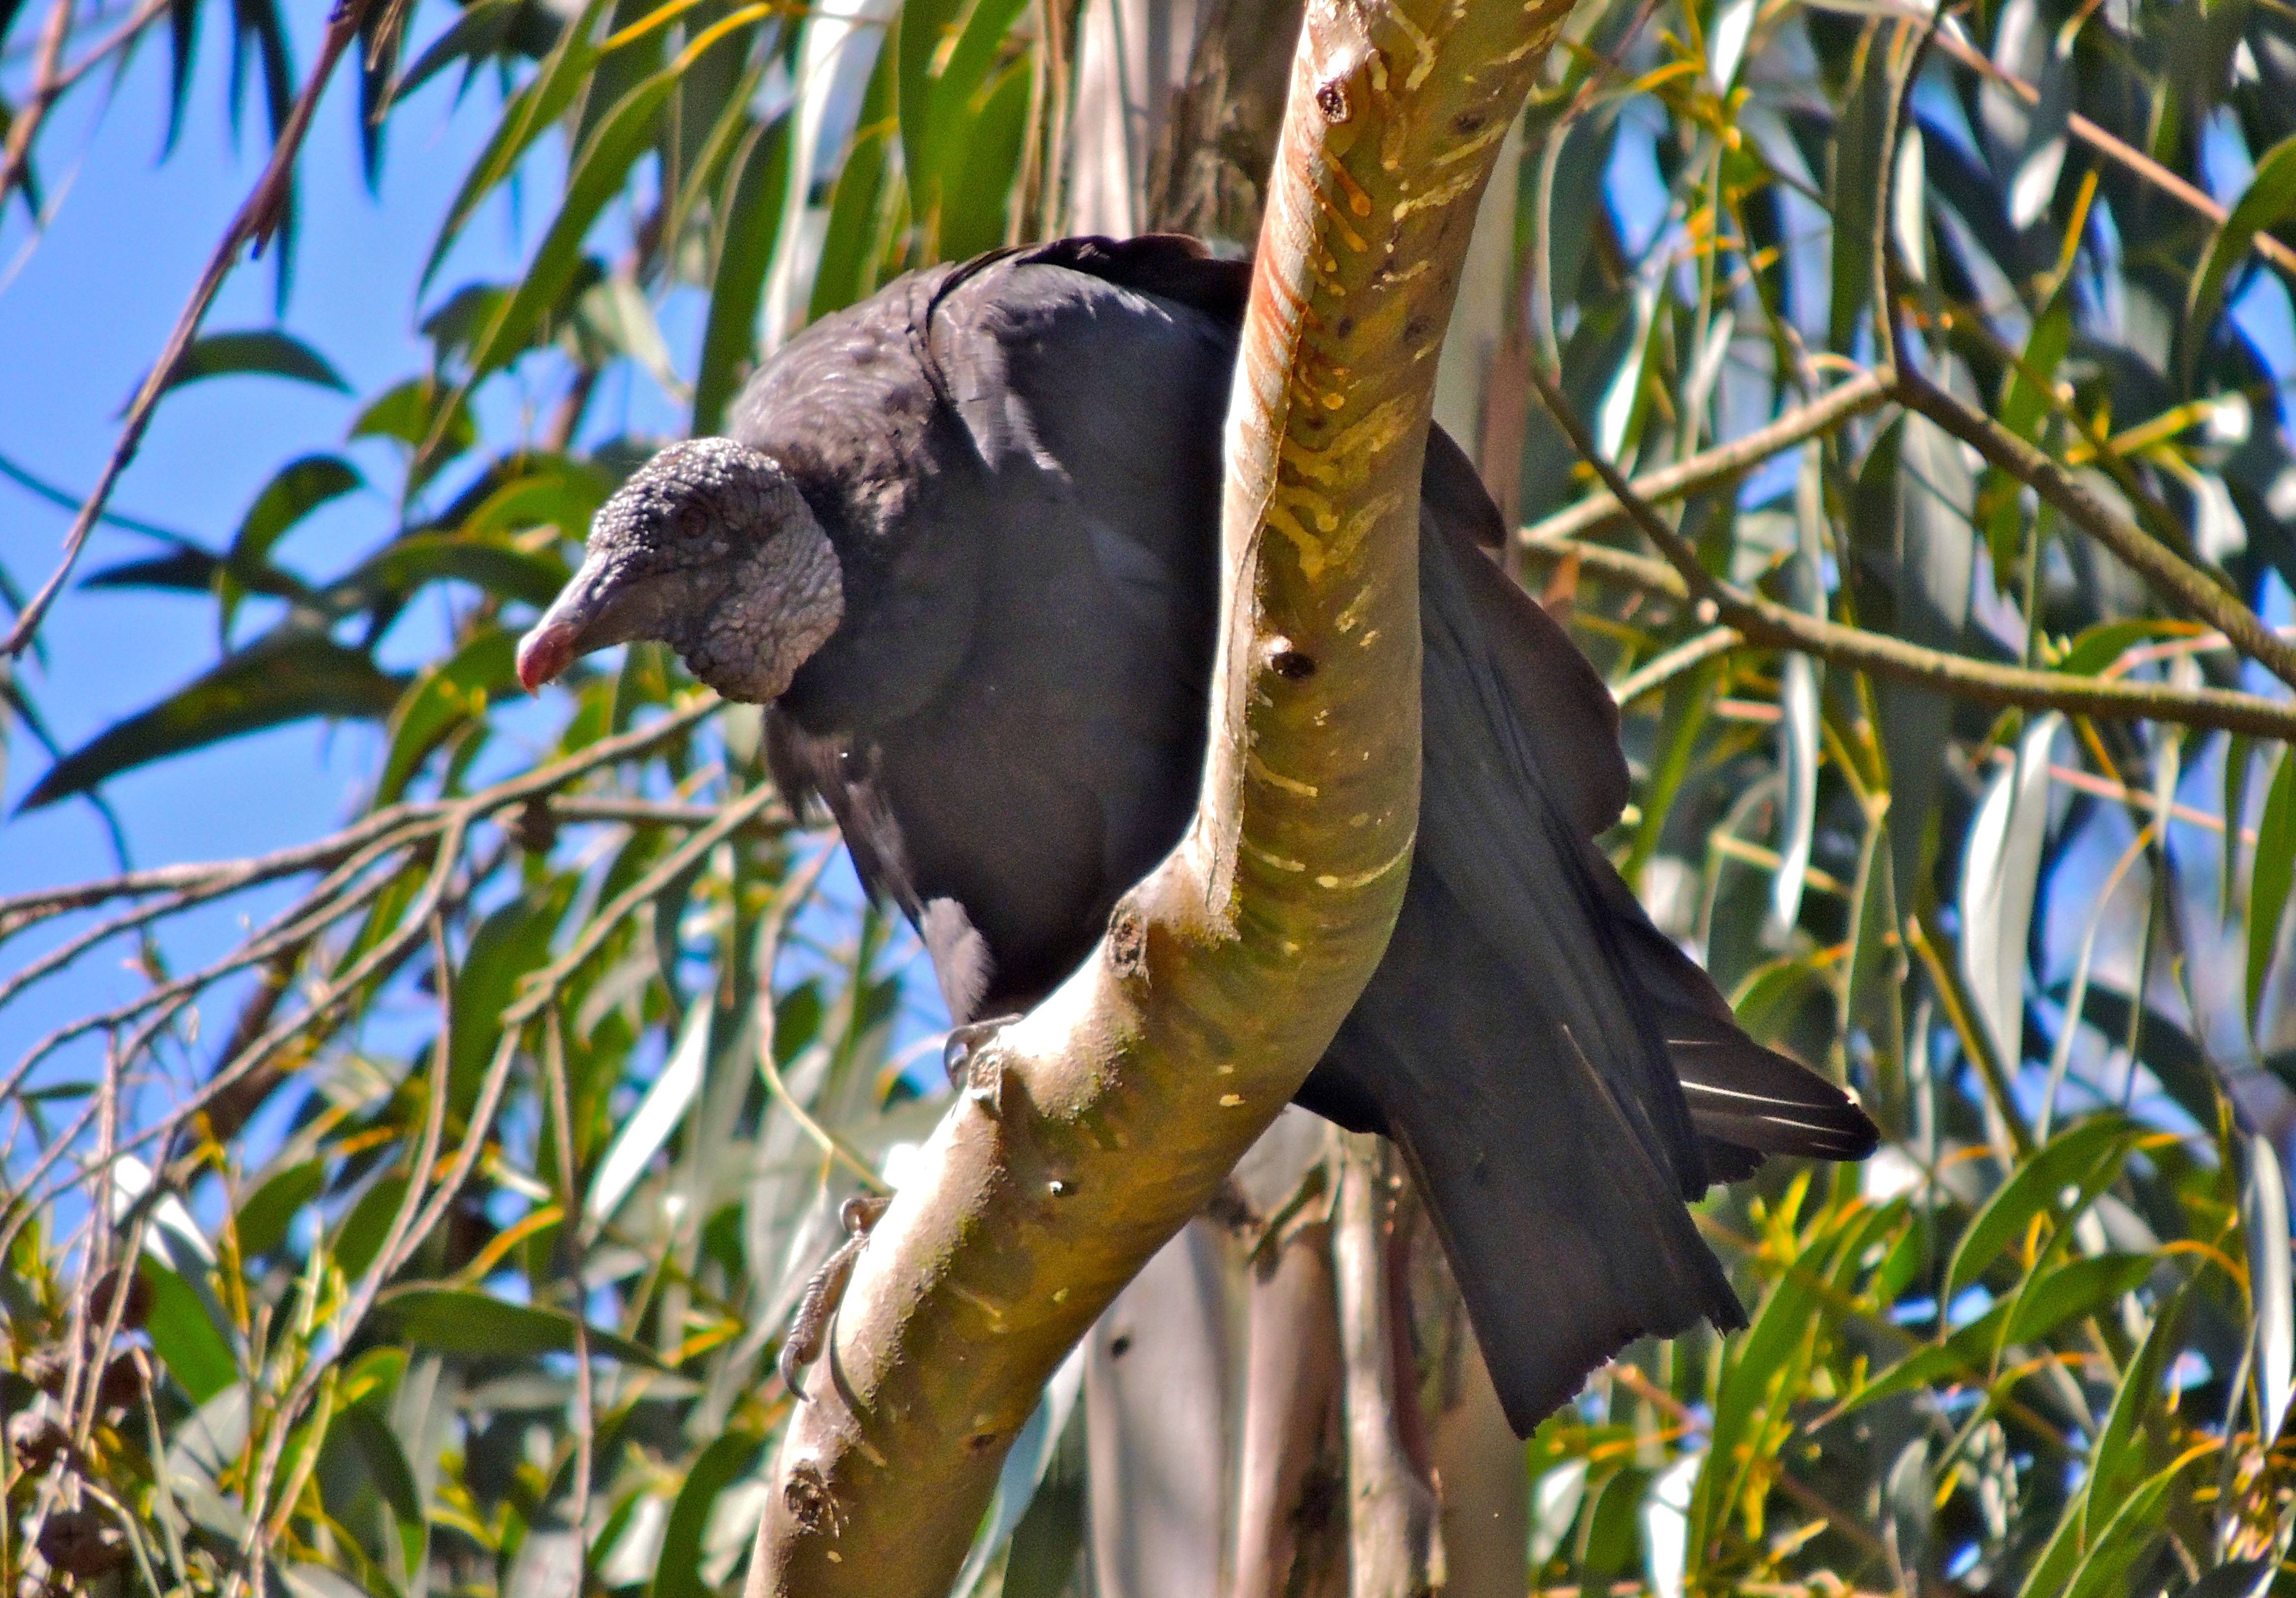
[777,1194,894,1401]
[941,1015,1023,1107]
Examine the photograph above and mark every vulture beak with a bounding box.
[516,619,579,695]
[517,557,653,695]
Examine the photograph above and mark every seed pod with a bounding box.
[37,1510,125,1579]
[6,1411,68,1475]
[92,1354,143,1414]
[85,1268,151,1333]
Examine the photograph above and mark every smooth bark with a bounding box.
[744,0,1571,1579]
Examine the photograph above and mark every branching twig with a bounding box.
[2,0,379,659]
[0,0,74,217]
[1519,371,2296,741]
[1893,371,2296,696]
[1515,370,1893,552]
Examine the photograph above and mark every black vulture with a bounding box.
[517,234,1877,1436]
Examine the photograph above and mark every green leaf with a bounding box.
[1827,20,1897,353]
[897,0,971,218]
[222,455,363,632]
[2243,1133,2292,1442]
[809,37,901,323]
[335,533,571,612]
[423,0,616,290]
[351,378,477,495]
[375,1288,664,1368]
[140,1260,239,1404]
[2057,1453,2194,1598]
[18,633,406,810]
[1947,1116,2134,1298]
[235,1160,323,1258]
[2248,746,2296,1032]
[2004,1252,2156,1342]
[467,69,678,381]
[648,1430,763,1598]
[2086,1297,2179,1545]
[395,0,557,105]
[937,55,1031,263]
[2053,617,2205,678]
[448,879,577,1111]
[2007,21,2072,230]
[1959,712,2060,1075]
[161,330,348,396]
[375,627,520,804]
[2189,131,2296,371]
[695,115,791,435]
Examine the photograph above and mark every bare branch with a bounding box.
[1893,371,2296,695]
[1514,369,1891,551]
[1519,379,2296,742]
[3,0,380,659]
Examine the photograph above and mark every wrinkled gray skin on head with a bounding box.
[517,437,844,703]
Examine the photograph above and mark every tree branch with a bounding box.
[744,0,1572,1584]
[1513,368,1891,551]
[1521,373,2296,741]
[2,0,377,659]
[1892,370,2296,695]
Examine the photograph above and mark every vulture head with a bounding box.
[515,437,844,702]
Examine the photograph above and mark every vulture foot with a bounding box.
[942,1014,1023,1114]
[777,1193,893,1400]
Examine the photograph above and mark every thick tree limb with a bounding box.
[744,0,1569,1584]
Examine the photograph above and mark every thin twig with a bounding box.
[0,698,718,936]
[0,0,74,215]
[1515,369,1892,550]
[1518,369,2296,741]
[45,0,172,95]
[1612,625,1743,706]
[1893,371,2296,695]
[2,0,379,659]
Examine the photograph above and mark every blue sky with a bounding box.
[0,0,637,1089]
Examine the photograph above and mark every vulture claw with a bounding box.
[778,1194,894,1401]
[941,1015,1023,1109]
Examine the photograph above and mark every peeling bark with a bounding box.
[746,0,1573,1581]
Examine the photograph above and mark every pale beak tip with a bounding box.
[516,621,576,696]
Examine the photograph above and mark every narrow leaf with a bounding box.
[2249,747,2296,1032]
[2244,1132,2293,1443]
[2189,131,2296,364]
[1948,1115,2134,1298]
[1958,713,2061,1076]
[586,1002,711,1228]
[19,633,405,809]
[160,330,349,396]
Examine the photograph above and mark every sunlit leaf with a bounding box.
[2250,748,2296,1033]
[375,1287,666,1367]
[375,627,520,804]
[19,632,405,809]
[1948,1115,2135,1298]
